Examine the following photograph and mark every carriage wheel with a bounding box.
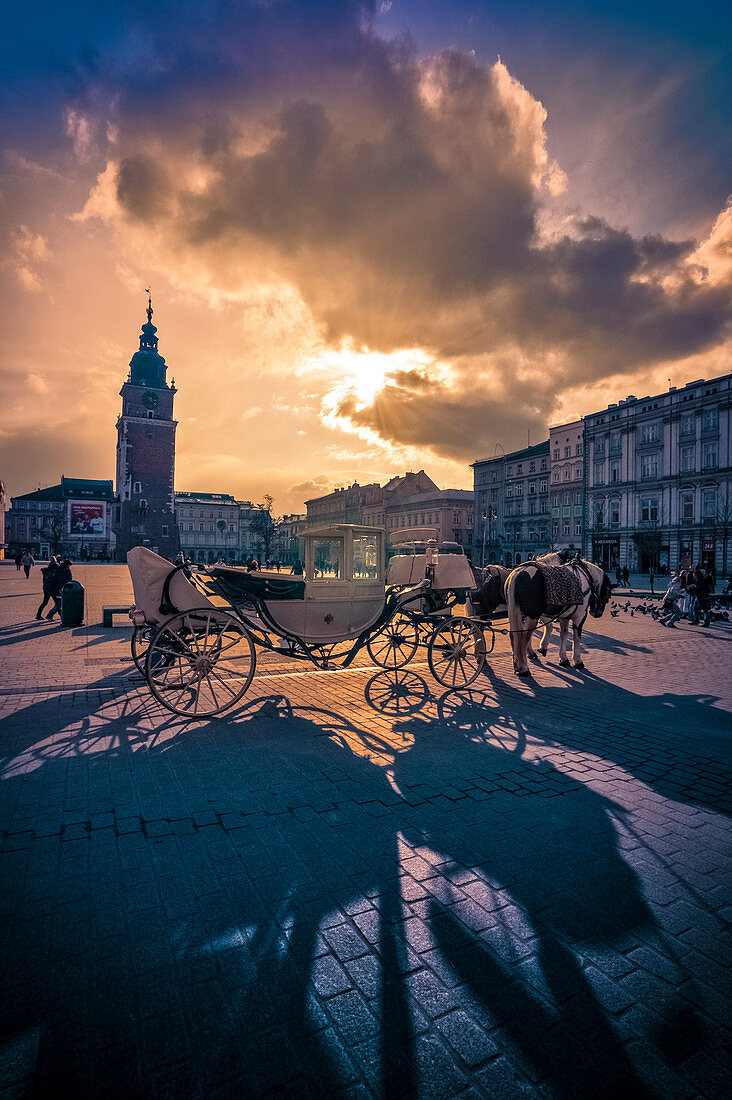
[145,609,256,717]
[427,619,486,688]
[131,624,153,675]
[367,611,420,669]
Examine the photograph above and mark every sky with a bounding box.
[1,0,730,513]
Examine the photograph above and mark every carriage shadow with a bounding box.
[0,667,718,1096]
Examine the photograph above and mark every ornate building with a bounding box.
[114,297,180,560]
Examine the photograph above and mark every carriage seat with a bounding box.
[209,566,306,602]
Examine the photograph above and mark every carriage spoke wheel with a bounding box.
[145,609,255,717]
[427,619,486,689]
[367,612,419,669]
[131,624,153,675]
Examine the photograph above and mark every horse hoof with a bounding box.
[559,658,570,667]
[574,661,585,670]
[539,649,547,657]
[516,668,531,677]
[528,653,539,662]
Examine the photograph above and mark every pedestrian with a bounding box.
[622,565,629,588]
[14,551,23,571]
[291,559,303,576]
[276,560,282,573]
[649,565,655,595]
[36,557,61,619]
[44,559,72,620]
[615,565,622,586]
[696,567,713,628]
[175,551,185,565]
[687,566,701,624]
[21,550,34,578]
[659,573,683,627]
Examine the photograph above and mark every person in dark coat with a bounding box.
[44,559,72,620]
[14,551,23,571]
[622,566,630,587]
[36,556,60,619]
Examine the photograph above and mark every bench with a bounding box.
[103,606,131,627]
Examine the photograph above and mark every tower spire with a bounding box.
[145,286,153,325]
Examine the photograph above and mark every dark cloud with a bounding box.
[72,0,731,458]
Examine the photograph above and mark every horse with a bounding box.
[505,554,614,675]
[468,564,512,619]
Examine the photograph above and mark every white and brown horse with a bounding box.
[505,555,614,675]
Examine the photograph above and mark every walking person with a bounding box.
[649,565,655,595]
[659,573,683,627]
[44,559,72,620]
[622,565,630,588]
[696,567,714,628]
[14,551,22,571]
[36,556,60,619]
[21,550,34,579]
[687,566,700,624]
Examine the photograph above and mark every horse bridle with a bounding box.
[571,558,603,615]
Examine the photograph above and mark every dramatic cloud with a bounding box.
[2,0,730,502]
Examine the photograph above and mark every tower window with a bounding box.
[133,481,141,494]
[147,411,154,419]
[161,525,168,537]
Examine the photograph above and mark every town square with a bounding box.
[1,0,731,1096]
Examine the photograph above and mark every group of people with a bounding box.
[658,565,718,628]
[14,550,36,578]
[36,556,73,620]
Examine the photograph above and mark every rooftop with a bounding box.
[13,477,114,503]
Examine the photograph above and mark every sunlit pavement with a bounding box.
[1,562,730,1099]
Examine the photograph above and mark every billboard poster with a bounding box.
[69,502,106,538]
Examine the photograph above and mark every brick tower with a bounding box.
[114,295,180,560]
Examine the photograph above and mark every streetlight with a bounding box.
[481,509,498,567]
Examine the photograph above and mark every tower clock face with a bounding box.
[142,392,159,410]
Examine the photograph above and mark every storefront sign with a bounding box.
[702,539,715,553]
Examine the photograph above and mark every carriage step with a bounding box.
[103,606,131,627]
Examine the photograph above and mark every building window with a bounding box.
[564,467,571,480]
[564,446,571,458]
[199,523,205,531]
[541,458,547,471]
[552,470,560,483]
[595,440,605,456]
[593,462,604,485]
[680,414,695,438]
[702,408,718,432]
[515,484,523,496]
[161,525,168,537]
[575,521,582,536]
[610,460,620,483]
[539,479,547,493]
[188,523,193,531]
[552,522,559,537]
[529,461,536,472]
[702,442,718,469]
[641,497,658,523]
[133,481,141,494]
[641,423,660,445]
[610,500,620,525]
[641,454,659,479]
[147,411,154,419]
[681,491,694,522]
[529,501,536,515]
[576,443,583,456]
[702,489,717,519]
[529,481,536,495]
[563,520,570,536]
[680,446,694,473]
[516,464,522,474]
[553,448,560,461]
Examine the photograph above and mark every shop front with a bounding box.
[591,537,620,571]
[701,537,716,573]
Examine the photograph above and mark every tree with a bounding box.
[40,512,65,555]
[709,484,732,578]
[632,502,666,572]
[250,494,279,561]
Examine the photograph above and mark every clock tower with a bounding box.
[114,295,180,560]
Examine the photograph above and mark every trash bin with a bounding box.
[60,581,85,627]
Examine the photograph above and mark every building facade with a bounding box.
[549,419,585,551]
[472,442,551,566]
[114,297,180,560]
[0,480,6,559]
[175,492,271,564]
[583,374,731,575]
[6,477,115,559]
[306,471,475,554]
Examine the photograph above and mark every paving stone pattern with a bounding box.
[0,562,730,1098]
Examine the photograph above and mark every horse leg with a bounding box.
[511,619,534,676]
[558,619,571,666]
[572,620,584,669]
[527,625,539,661]
[538,620,552,656]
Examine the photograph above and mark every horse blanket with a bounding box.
[538,564,583,614]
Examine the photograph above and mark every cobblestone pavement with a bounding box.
[1,562,730,1098]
